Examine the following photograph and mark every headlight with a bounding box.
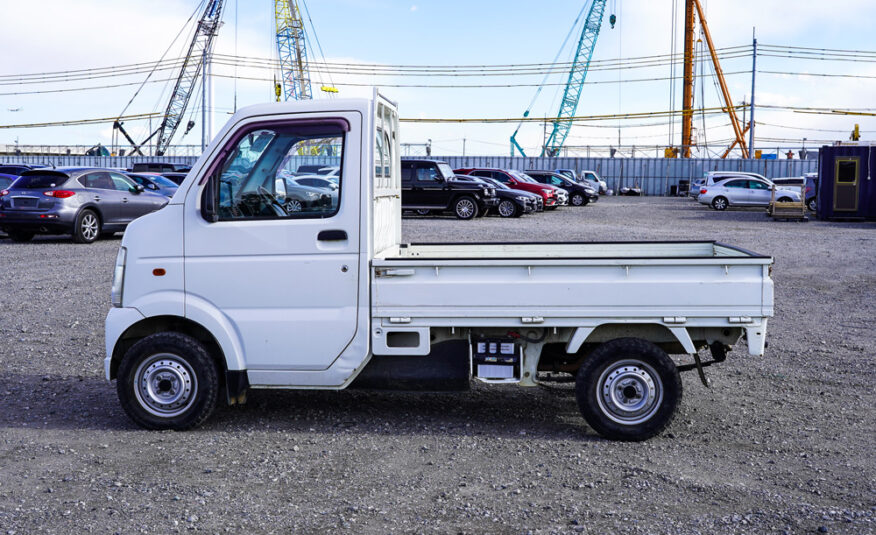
[516,195,528,201]
[542,189,552,194]
[304,191,319,199]
[111,247,127,308]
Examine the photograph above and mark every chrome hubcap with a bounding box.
[456,199,475,218]
[597,360,662,425]
[81,214,98,240]
[134,354,197,417]
[498,201,515,217]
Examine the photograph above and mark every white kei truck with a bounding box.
[105,94,774,441]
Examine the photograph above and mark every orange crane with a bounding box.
[680,0,749,158]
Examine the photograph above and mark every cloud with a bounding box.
[410,5,418,12]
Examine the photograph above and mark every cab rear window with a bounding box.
[13,174,68,189]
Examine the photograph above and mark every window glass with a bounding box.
[551,177,565,186]
[375,128,385,179]
[416,166,440,182]
[79,172,114,190]
[401,163,414,181]
[491,172,510,183]
[110,173,137,192]
[836,160,857,183]
[725,180,747,188]
[212,127,344,220]
[749,180,770,190]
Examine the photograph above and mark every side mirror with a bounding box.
[148,184,159,190]
[132,184,145,194]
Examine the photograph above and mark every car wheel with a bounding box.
[453,196,478,220]
[711,196,728,211]
[415,209,432,216]
[497,199,517,218]
[575,338,682,441]
[807,197,817,211]
[7,230,35,242]
[571,193,587,206]
[73,209,100,243]
[284,199,303,213]
[116,332,219,431]
[777,197,792,203]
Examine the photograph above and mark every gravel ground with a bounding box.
[0,196,874,534]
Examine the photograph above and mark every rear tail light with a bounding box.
[43,190,76,198]
[700,189,708,194]
[805,186,812,193]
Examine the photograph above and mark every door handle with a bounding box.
[122,198,129,203]
[94,196,101,201]
[318,229,348,241]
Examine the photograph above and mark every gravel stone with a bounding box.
[0,197,874,534]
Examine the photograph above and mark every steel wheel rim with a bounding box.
[456,199,475,218]
[81,214,98,240]
[134,353,198,417]
[596,359,663,425]
[498,200,515,217]
[572,194,584,206]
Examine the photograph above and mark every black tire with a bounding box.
[497,199,519,218]
[575,338,682,441]
[452,196,479,220]
[711,196,728,211]
[7,230,35,242]
[415,209,432,216]
[570,193,587,206]
[117,332,220,431]
[807,197,817,211]
[73,209,100,243]
[777,196,792,203]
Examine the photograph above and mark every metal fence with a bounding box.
[2,154,818,196]
[432,156,818,196]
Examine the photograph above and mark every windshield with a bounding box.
[437,163,455,180]
[152,176,178,188]
[0,176,13,189]
[509,170,536,183]
[13,174,68,189]
[484,178,510,190]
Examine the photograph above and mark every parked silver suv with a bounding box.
[0,167,168,243]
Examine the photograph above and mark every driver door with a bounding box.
[183,115,362,372]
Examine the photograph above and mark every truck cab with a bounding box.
[105,94,774,441]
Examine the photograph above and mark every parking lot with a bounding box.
[1,196,874,534]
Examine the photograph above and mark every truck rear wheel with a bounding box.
[117,332,219,431]
[575,338,681,441]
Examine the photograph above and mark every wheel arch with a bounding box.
[109,315,227,382]
[566,323,696,356]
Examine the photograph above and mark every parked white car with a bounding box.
[699,176,801,210]
[704,171,769,187]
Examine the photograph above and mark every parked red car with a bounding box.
[454,168,561,209]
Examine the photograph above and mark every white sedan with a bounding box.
[698,177,801,211]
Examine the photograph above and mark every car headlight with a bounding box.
[516,195,528,201]
[111,247,127,308]
[304,191,319,199]
[542,189,552,194]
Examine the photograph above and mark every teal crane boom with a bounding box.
[510,0,608,157]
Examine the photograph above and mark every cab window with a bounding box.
[206,125,344,221]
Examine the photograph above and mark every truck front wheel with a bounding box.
[117,333,219,431]
[575,338,681,441]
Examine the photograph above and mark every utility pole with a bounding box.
[201,50,207,153]
[462,137,466,157]
[749,28,757,159]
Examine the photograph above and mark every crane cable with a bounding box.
[511,4,589,141]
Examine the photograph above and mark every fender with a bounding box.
[183,293,247,371]
[565,322,697,355]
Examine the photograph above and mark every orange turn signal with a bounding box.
[152,268,166,277]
